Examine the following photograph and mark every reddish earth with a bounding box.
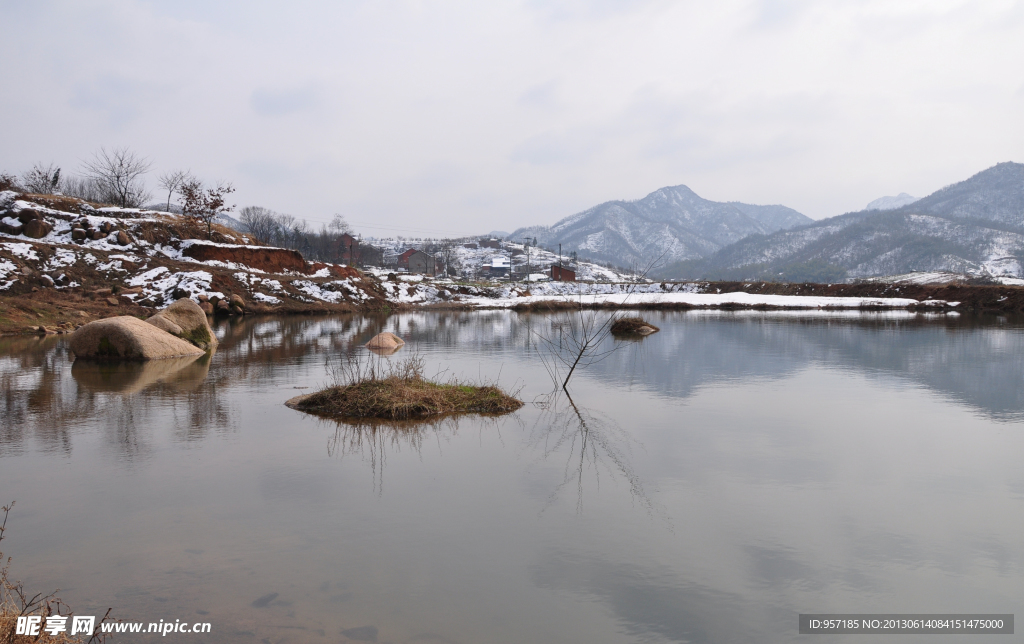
[182,243,309,273]
[0,289,153,335]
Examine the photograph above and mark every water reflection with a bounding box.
[530,392,655,517]
[71,353,211,394]
[3,311,1024,457]
[315,414,515,496]
[3,311,1024,644]
[532,551,755,644]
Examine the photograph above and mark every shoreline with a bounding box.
[4,280,1012,336]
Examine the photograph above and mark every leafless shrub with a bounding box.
[59,176,106,203]
[20,163,61,195]
[536,253,665,392]
[0,173,22,193]
[82,147,152,208]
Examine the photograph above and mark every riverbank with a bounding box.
[4,188,1023,335]
[9,278,1024,335]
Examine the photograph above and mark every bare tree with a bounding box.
[537,253,665,391]
[60,175,105,202]
[21,162,61,194]
[180,178,236,239]
[239,205,279,244]
[157,169,191,212]
[329,214,351,234]
[438,240,459,276]
[82,147,152,207]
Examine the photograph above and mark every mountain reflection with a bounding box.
[2,311,1023,461]
[589,312,1024,421]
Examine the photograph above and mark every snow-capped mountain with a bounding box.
[658,162,1024,283]
[510,185,812,267]
[866,192,917,210]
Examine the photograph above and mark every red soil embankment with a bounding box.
[182,243,308,273]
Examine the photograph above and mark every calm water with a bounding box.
[2,311,1024,643]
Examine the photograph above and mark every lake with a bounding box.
[2,310,1023,643]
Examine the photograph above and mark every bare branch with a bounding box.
[82,147,153,207]
[157,169,192,212]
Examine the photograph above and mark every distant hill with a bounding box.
[657,162,1024,283]
[510,185,811,267]
[866,193,917,210]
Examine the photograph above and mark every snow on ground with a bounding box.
[45,248,79,269]
[234,272,284,293]
[864,272,967,285]
[461,290,957,310]
[125,267,221,304]
[0,258,17,290]
[252,292,282,304]
[0,196,967,313]
[379,279,439,303]
[292,278,373,304]
[1,242,40,261]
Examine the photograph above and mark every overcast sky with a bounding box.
[2,0,1022,236]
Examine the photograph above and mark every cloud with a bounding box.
[250,84,321,117]
[68,75,159,129]
[510,129,604,166]
[2,0,1023,233]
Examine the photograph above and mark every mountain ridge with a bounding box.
[510,184,812,267]
[656,162,1024,282]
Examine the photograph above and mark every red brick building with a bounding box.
[551,265,576,281]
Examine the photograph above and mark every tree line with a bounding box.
[238,206,363,264]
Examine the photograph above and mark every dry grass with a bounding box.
[1,502,114,644]
[16,193,110,215]
[609,316,660,336]
[289,355,523,420]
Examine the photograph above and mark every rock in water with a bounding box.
[70,316,205,360]
[145,298,218,350]
[366,332,405,350]
[146,315,184,337]
[609,316,660,336]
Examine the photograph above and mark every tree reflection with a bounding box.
[530,390,662,521]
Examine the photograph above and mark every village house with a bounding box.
[406,250,438,275]
[396,248,418,270]
[487,256,510,277]
[550,264,576,281]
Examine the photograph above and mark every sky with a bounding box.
[1,0,1023,237]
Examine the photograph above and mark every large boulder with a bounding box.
[70,316,205,361]
[145,298,217,350]
[366,332,405,351]
[0,219,24,235]
[23,219,53,239]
